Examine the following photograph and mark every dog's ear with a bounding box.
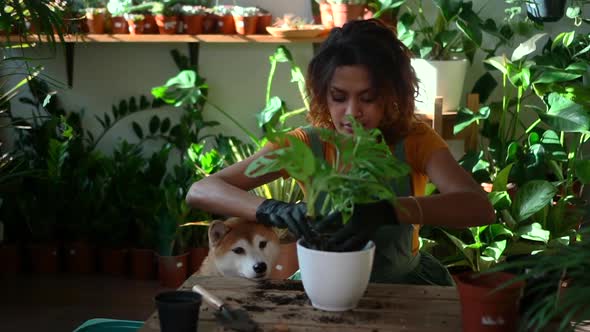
[208,220,229,247]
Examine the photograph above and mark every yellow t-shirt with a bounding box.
[272,121,448,255]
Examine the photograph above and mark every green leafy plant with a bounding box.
[245,120,410,251]
[328,0,368,4]
[396,0,525,62]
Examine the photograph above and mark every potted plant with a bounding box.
[256,7,272,34]
[152,1,180,35]
[245,120,410,311]
[212,5,235,34]
[85,7,108,34]
[328,0,367,27]
[231,6,259,35]
[180,5,207,35]
[107,0,131,33]
[314,0,334,28]
[397,0,517,112]
[124,13,145,34]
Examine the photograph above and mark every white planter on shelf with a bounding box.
[296,239,375,311]
[411,58,469,113]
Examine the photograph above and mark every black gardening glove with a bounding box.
[313,200,398,252]
[255,199,312,240]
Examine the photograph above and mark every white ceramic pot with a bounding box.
[296,239,375,311]
[411,58,469,113]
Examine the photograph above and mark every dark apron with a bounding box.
[289,126,453,286]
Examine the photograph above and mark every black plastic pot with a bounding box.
[526,0,567,23]
[155,291,202,332]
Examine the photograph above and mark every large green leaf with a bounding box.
[574,159,590,184]
[512,180,557,223]
[540,130,567,161]
[534,69,581,84]
[151,70,206,107]
[454,106,490,135]
[512,33,547,61]
[256,96,283,128]
[517,222,550,243]
[433,0,462,22]
[482,239,507,261]
[538,93,590,133]
[493,163,513,192]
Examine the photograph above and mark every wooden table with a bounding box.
[140,274,462,332]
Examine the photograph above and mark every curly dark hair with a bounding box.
[306,19,419,144]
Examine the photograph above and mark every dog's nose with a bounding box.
[253,262,267,274]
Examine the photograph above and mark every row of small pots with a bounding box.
[0,242,209,288]
[87,13,273,35]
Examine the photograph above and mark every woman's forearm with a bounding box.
[397,192,495,227]
[186,176,265,221]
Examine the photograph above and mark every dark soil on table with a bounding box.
[256,280,305,291]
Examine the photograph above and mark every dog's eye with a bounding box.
[232,247,245,255]
[259,241,267,249]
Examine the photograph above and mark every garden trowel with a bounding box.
[192,285,258,332]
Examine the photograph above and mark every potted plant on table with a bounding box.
[231,6,259,35]
[328,0,368,27]
[107,0,131,33]
[245,120,410,311]
[152,1,181,35]
[180,5,207,34]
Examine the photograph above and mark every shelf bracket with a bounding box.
[187,42,200,71]
[65,42,75,88]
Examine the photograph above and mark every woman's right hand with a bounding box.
[255,199,312,240]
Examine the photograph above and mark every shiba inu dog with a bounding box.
[197,217,280,279]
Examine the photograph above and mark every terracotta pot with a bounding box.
[189,247,209,274]
[256,14,272,34]
[455,271,524,332]
[0,244,21,274]
[202,14,218,34]
[330,4,365,28]
[29,243,59,274]
[217,15,235,34]
[319,3,334,29]
[233,15,257,35]
[100,248,128,276]
[127,19,145,35]
[158,252,189,288]
[110,16,128,34]
[86,12,105,34]
[271,241,299,280]
[143,14,158,34]
[155,14,178,35]
[182,15,204,35]
[65,241,96,274]
[130,248,155,280]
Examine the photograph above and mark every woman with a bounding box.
[186,19,494,285]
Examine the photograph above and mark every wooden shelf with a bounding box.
[1,33,327,44]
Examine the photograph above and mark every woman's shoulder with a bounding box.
[403,121,448,173]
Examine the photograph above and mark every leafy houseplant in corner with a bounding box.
[246,120,410,311]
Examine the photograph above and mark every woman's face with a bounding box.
[327,65,384,135]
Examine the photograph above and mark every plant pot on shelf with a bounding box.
[256,13,272,34]
[126,18,145,35]
[411,58,468,112]
[155,15,178,35]
[330,4,365,28]
[29,243,59,274]
[143,14,158,34]
[189,247,208,274]
[65,241,96,274]
[100,247,128,276]
[130,248,155,280]
[233,15,257,35]
[297,239,375,311]
[526,0,567,23]
[217,15,235,34]
[86,12,106,34]
[319,2,334,29]
[455,271,525,332]
[158,252,189,288]
[270,240,299,280]
[202,14,218,34]
[110,16,128,34]
[0,244,21,274]
[183,15,205,35]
